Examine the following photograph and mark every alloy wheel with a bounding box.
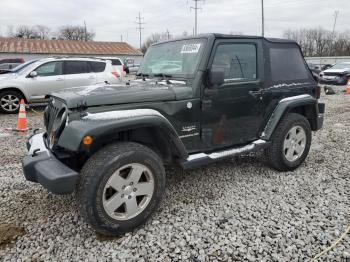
[283,125,306,162]
[0,94,20,112]
[102,163,155,221]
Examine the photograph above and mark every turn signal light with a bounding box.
[82,135,93,145]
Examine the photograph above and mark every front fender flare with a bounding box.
[57,109,188,159]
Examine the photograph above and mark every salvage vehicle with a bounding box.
[319,62,350,85]
[22,34,325,236]
[0,57,121,113]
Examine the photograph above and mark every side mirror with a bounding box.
[29,71,37,78]
[208,68,225,88]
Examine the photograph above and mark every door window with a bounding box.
[111,59,122,65]
[212,44,257,82]
[89,61,106,73]
[35,62,63,77]
[64,61,89,74]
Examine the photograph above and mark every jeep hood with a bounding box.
[51,79,193,108]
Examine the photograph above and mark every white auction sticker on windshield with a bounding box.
[181,43,201,54]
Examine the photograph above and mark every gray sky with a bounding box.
[0,0,349,48]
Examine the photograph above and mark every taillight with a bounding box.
[314,85,321,99]
[122,65,126,71]
[111,71,120,78]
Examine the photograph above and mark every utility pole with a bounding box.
[120,34,123,42]
[166,29,170,39]
[331,10,339,37]
[84,20,87,41]
[190,0,203,36]
[261,0,264,37]
[331,10,339,56]
[135,12,145,49]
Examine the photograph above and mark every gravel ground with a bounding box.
[0,92,349,261]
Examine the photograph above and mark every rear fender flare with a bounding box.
[261,94,318,140]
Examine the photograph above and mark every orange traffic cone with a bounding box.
[346,79,350,94]
[16,99,28,131]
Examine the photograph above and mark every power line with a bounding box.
[135,12,145,49]
[190,0,203,36]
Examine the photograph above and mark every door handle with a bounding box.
[88,76,95,79]
[56,78,63,81]
[248,89,263,98]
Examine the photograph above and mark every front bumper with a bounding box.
[22,132,78,194]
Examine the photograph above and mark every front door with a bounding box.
[201,40,265,148]
[25,61,65,100]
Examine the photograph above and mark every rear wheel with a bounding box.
[77,142,165,236]
[0,90,23,114]
[265,113,311,171]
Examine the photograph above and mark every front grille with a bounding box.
[45,99,62,135]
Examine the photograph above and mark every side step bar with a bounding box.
[180,139,269,170]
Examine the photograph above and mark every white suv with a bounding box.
[0,57,121,113]
[97,57,126,79]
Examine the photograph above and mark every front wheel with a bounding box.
[77,142,166,236]
[0,90,23,114]
[265,113,312,171]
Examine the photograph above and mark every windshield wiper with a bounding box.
[153,73,172,78]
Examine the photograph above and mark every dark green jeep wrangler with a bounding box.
[22,34,325,235]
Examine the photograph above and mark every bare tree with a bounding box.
[283,27,350,57]
[6,25,15,37]
[57,25,95,41]
[35,25,51,39]
[141,32,170,54]
[14,25,40,39]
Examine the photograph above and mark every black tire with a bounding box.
[0,90,23,114]
[265,113,311,171]
[77,142,165,236]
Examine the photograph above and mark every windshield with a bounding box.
[330,63,350,70]
[11,60,38,73]
[138,38,207,78]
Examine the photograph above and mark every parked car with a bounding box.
[307,63,321,81]
[0,60,38,75]
[0,58,25,71]
[319,62,350,85]
[128,64,140,74]
[22,34,325,236]
[0,57,120,113]
[97,57,126,79]
[321,64,333,71]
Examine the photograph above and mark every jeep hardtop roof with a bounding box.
[152,33,297,46]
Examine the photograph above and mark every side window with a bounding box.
[89,61,106,72]
[270,47,309,81]
[64,61,88,74]
[35,62,63,77]
[212,43,257,82]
